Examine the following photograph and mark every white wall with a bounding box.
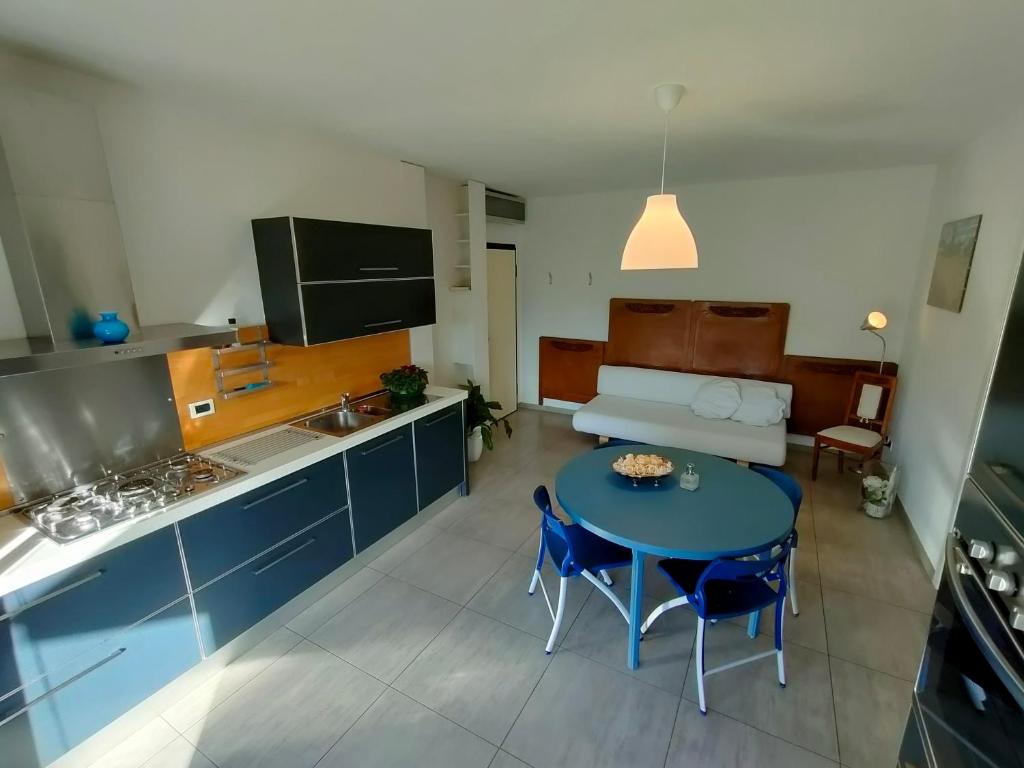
[0,49,432,361]
[893,106,1024,573]
[515,166,936,403]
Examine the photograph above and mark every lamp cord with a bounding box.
[660,113,669,194]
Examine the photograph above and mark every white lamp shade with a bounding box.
[861,311,888,331]
[621,194,698,270]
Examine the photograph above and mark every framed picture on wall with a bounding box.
[927,214,982,313]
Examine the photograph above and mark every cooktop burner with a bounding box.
[21,453,244,544]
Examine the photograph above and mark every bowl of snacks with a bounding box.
[611,453,674,486]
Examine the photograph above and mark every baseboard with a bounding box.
[518,401,578,415]
[893,494,940,586]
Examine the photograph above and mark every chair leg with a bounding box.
[811,438,821,481]
[545,576,568,654]
[775,596,786,688]
[789,547,799,615]
[528,533,546,595]
[837,450,844,474]
[640,596,688,634]
[696,617,707,715]
[599,569,613,586]
[581,569,630,624]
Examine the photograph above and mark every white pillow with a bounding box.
[731,382,786,427]
[691,379,742,420]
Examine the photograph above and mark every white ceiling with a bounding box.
[2,1,1023,194]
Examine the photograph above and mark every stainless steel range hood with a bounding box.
[0,86,235,376]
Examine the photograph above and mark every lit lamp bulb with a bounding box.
[861,311,887,331]
[860,311,888,373]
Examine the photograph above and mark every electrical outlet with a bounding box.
[188,399,216,419]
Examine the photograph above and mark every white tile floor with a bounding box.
[86,409,934,768]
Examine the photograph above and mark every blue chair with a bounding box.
[642,534,794,714]
[750,465,802,615]
[528,485,633,653]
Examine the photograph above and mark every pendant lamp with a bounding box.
[621,83,698,270]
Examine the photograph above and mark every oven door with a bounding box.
[900,535,1024,767]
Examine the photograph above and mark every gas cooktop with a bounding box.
[18,453,244,544]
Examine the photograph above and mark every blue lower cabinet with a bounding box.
[346,424,419,551]
[0,526,186,700]
[178,454,347,589]
[0,597,201,768]
[414,403,466,510]
[193,512,353,654]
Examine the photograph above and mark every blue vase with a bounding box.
[93,311,130,344]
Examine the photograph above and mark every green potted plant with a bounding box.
[380,364,428,400]
[461,379,512,461]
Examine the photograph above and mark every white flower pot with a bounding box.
[467,426,484,463]
[864,501,890,519]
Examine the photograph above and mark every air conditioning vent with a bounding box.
[485,188,526,223]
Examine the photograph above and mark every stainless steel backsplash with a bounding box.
[0,355,183,505]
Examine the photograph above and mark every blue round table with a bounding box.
[555,445,794,670]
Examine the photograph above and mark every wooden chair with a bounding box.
[812,372,897,480]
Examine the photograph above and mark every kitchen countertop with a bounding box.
[0,385,467,597]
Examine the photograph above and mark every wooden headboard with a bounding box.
[606,298,789,377]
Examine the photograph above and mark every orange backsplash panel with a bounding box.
[168,327,411,450]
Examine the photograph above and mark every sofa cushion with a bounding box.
[691,379,742,420]
[572,394,787,466]
[731,382,787,427]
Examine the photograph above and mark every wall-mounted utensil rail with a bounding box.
[212,340,274,399]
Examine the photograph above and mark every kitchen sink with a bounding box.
[291,390,444,438]
[293,409,381,436]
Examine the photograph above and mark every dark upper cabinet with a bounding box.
[292,217,433,281]
[346,424,419,551]
[301,280,436,345]
[252,216,436,346]
[414,403,466,510]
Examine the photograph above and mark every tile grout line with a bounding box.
[163,625,305,737]
[812,492,845,766]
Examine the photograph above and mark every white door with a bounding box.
[487,245,518,419]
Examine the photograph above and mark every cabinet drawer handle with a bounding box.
[251,537,317,575]
[359,267,399,272]
[0,647,126,727]
[423,410,458,427]
[364,319,402,329]
[242,478,309,510]
[0,570,105,623]
[360,434,404,456]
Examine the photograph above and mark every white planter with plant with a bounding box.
[467,426,484,462]
[862,463,899,518]
[461,380,512,462]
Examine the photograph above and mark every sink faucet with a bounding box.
[340,392,352,412]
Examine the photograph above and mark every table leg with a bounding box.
[747,608,761,638]
[747,550,766,638]
[628,549,644,670]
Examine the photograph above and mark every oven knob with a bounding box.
[987,569,1017,595]
[1011,606,1024,632]
[969,539,995,562]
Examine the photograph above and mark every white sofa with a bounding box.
[572,365,793,466]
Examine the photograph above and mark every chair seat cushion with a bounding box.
[658,558,780,620]
[817,425,883,449]
[572,394,787,466]
[565,525,632,573]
